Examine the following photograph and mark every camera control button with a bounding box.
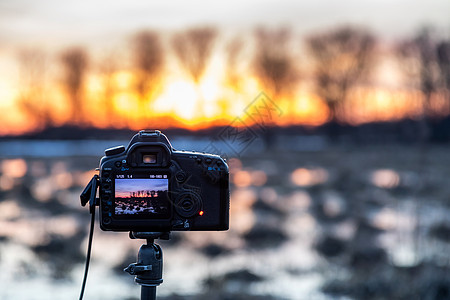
[114,161,122,168]
[205,158,212,164]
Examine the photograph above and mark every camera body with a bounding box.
[98,130,229,232]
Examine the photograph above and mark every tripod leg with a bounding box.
[141,286,156,300]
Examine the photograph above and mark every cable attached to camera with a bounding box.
[79,206,95,300]
[79,175,99,300]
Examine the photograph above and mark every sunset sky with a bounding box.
[1,0,449,48]
[0,0,449,134]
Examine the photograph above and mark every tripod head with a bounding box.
[129,231,171,242]
[124,232,170,300]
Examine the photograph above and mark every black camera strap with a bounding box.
[79,206,95,300]
[79,175,99,300]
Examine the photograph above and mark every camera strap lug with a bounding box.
[80,175,100,214]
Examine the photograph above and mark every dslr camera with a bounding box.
[96,130,229,232]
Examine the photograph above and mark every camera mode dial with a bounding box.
[105,145,126,156]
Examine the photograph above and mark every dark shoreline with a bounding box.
[2,117,450,145]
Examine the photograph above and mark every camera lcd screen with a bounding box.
[114,175,170,218]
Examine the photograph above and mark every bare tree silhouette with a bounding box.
[306,26,376,123]
[225,36,245,92]
[132,30,164,121]
[172,27,217,83]
[16,48,53,129]
[397,28,441,118]
[172,27,217,117]
[98,51,120,127]
[251,27,298,149]
[253,27,298,99]
[397,28,450,141]
[436,40,450,106]
[60,47,89,124]
[220,36,246,117]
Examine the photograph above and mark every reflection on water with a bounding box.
[370,169,400,189]
[1,144,450,299]
[291,167,329,187]
[1,158,28,178]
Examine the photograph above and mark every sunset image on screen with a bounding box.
[115,178,169,216]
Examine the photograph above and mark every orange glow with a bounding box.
[344,88,425,125]
[227,158,243,174]
[1,159,27,179]
[233,170,252,188]
[0,57,444,136]
[0,176,14,191]
[371,169,400,189]
[199,210,204,216]
[232,170,268,187]
[230,188,257,234]
[291,167,329,187]
[251,170,267,186]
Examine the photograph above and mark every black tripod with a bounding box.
[124,231,170,300]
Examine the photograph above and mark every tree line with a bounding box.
[15,25,450,130]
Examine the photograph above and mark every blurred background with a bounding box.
[1,0,450,299]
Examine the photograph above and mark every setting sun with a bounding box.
[154,80,200,120]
